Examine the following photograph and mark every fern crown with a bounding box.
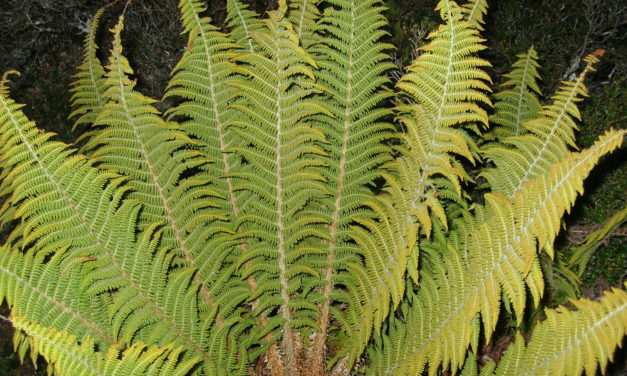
[0,0,624,375]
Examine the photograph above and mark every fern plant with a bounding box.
[0,0,625,375]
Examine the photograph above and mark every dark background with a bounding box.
[0,0,625,374]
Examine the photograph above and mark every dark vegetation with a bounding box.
[0,0,624,374]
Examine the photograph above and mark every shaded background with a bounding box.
[0,0,625,374]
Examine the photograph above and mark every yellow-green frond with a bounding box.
[367,129,625,375]
[567,205,627,277]
[461,0,488,30]
[0,74,221,369]
[490,285,627,376]
[308,0,397,365]
[7,316,198,376]
[228,9,330,350]
[483,53,600,198]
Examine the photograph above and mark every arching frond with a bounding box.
[7,316,198,376]
[367,128,625,375]
[490,285,627,376]
[0,71,222,372]
[79,14,241,320]
[0,248,114,358]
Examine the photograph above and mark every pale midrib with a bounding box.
[434,4,455,132]
[191,4,240,217]
[274,40,291,329]
[511,71,586,195]
[0,264,113,345]
[384,133,622,374]
[103,62,208,356]
[318,0,356,352]
[296,0,309,42]
[2,96,205,357]
[465,0,482,24]
[520,300,627,375]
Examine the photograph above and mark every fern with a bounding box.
[485,285,627,376]
[3,316,198,376]
[0,1,624,375]
[487,47,542,139]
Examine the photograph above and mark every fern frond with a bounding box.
[567,205,627,277]
[287,0,321,48]
[226,0,265,52]
[7,316,198,376]
[68,5,108,130]
[394,0,492,232]
[81,15,243,321]
[0,248,115,356]
[461,0,488,30]
[227,7,330,371]
[488,47,542,139]
[368,128,625,375]
[483,53,600,197]
[490,285,627,376]
[0,75,221,370]
[302,0,396,367]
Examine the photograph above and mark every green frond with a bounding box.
[1,2,624,374]
[226,0,265,52]
[78,16,245,333]
[7,316,198,376]
[490,285,627,376]
[68,5,108,130]
[483,53,600,198]
[367,129,625,375]
[0,248,114,354]
[488,47,542,139]
[394,0,492,232]
[227,9,330,360]
[461,0,488,30]
[0,76,227,371]
[165,0,244,218]
[298,0,397,366]
[287,0,321,48]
